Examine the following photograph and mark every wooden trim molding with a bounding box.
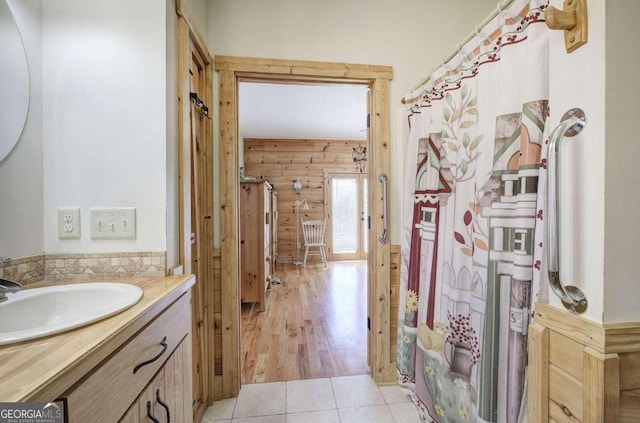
[534,303,640,354]
[177,18,192,275]
[528,322,550,421]
[605,325,640,354]
[369,77,393,383]
[529,302,640,422]
[217,68,241,398]
[215,56,393,396]
[215,56,393,80]
[583,348,620,422]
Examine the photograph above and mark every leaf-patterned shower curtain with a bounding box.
[397,1,550,422]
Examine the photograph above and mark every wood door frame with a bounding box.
[215,56,394,397]
[176,1,214,420]
[324,170,368,261]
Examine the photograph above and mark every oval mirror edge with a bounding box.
[0,0,31,164]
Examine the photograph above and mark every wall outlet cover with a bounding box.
[58,207,81,239]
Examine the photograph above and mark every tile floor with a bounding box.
[201,375,422,423]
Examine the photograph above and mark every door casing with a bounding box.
[215,56,394,397]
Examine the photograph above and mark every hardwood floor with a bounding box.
[241,260,370,384]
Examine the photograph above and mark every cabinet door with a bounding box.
[119,339,193,423]
[127,367,166,423]
[149,367,169,423]
[166,337,193,423]
[119,402,140,423]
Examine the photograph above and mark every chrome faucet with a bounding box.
[0,278,22,303]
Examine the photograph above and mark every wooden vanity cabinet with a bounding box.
[240,180,273,311]
[62,292,193,423]
[120,339,192,423]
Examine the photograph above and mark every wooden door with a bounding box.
[188,41,210,420]
[176,8,214,420]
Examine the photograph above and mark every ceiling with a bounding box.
[238,82,368,141]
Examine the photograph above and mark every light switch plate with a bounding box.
[89,207,136,239]
[58,207,81,239]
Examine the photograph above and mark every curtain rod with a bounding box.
[401,0,516,104]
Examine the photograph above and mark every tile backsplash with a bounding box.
[0,252,166,285]
[0,255,45,285]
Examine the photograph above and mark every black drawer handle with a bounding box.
[146,401,160,423]
[156,389,171,423]
[134,336,168,374]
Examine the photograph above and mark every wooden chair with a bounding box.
[301,220,327,266]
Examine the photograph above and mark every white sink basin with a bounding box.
[0,282,143,345]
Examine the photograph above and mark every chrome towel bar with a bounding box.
[547,107,588,314]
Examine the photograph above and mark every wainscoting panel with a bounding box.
[529,303,640,422]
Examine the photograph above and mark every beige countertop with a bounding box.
[0,275,195,402]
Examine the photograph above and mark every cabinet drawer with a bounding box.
[64,292,191,423]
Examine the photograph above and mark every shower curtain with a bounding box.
[397,1,550,422]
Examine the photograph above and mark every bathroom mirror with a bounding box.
[0,0,30,162]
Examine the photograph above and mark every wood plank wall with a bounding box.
[243,138,366,265]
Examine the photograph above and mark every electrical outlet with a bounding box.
[90,207,136,239]
[58,208,81,239]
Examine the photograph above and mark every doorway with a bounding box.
[215,56,394,398]
[238,81,369,383]
[326,172,368,261]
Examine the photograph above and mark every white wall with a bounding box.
[42,0,168,254]
[0,0,43,258]
[547,0,606,322]
[166,0,179,269]
[603,0,640,324]
[548,0,640,323]
[182,0,208,43]
[208,0,497,247]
